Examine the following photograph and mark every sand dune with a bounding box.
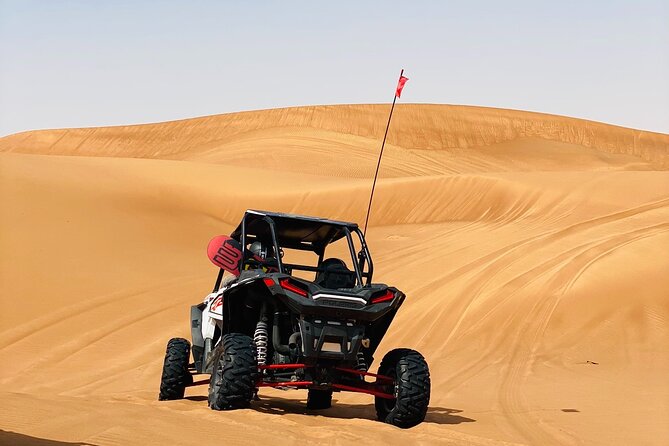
[1,104,667,169]
[1,105,667,445]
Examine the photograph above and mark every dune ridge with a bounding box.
[1,104,667,168]
[1,104,668,445]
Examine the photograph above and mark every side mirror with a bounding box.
[207,235,243,276]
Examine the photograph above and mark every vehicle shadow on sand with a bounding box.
[0,430,97,446]
[249,395,476,425]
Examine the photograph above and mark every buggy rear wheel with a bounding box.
[158,338,193,400]
[208,333,257,410]
[375,348,430,428]
[307,389,332,410]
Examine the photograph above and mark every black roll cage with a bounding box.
[239,213,375,287]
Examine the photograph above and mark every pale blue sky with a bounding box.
[1,0,667,136]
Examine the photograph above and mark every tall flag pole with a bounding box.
[363,69,409,236]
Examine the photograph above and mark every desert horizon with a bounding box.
[1,103,667,445]
[4,102,669,138]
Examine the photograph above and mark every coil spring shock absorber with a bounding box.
[254,320,269,366]
[355,351,368,372]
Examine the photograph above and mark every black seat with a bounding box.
[316,258,356,289]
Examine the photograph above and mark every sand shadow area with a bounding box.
[0,430,97,446]
[250,395,475,425]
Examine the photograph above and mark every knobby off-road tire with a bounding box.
[307,389,333,410]
[208,333,257,410]
[375,348,431,428]
[159,338,193,400]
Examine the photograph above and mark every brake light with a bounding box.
[279,278,308,297]
[263,278,275,287]
[371,290,395,304]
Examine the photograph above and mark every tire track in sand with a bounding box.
[497,223,669,445]
[413,197,669,350]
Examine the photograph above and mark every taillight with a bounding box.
[370,290,395,304]
[263,278,275,287]
[279,278,308,297]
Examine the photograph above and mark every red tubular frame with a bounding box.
[257,381,313,388]
[331,383,395,399]
[258,363,306,370]
[334,367,394,383]
[188,364,396,399]
[252,364,395,399]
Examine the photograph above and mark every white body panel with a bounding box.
[200,273,263,345]
[202,291,223,341]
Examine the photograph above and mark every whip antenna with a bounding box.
[363,69,409,236]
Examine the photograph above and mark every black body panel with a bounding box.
[298,317,365,363]
[208,209,405,370]
[219,272,404,366]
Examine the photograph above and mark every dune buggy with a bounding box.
[158,210,430,428]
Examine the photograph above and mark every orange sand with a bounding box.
[1,104,667,445]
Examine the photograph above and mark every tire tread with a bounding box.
[208,333,257,410]
[375,348,430,428]
[159,337,192,401]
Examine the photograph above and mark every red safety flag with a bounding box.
[395,75,409,98]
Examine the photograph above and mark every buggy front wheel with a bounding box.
[159,338,193,400]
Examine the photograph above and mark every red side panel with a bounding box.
[207,235,243,276]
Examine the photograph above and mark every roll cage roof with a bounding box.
[231,210,359,254]
[231,210,374,285]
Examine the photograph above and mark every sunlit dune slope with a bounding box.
[1,104,668,446]
[1,104,667,172]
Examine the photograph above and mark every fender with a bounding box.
[203,292,223,323]
[201,292,223,345]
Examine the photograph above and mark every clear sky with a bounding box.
[1,0,668,137]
